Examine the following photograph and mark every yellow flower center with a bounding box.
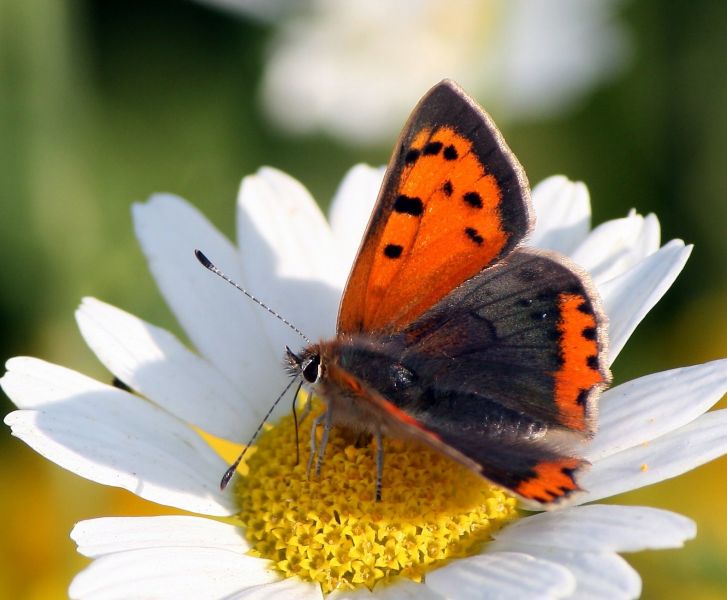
[233,404,518,594]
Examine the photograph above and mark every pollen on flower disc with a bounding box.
[233,402,518,593]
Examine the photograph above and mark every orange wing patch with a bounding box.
[362,127,507,332]
[514,457,582,503]
[553,293,608,431]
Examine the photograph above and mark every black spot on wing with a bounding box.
[586,355,599,369]
[561,466,577,478]
[384,244,403,259]
[577,299,593,314]
[423,141,443,155]
[462,191,483,208]
[442,180,453,196]
[582,327,597,341]
[394,195,424,216]
[405,148,420,164]
[443,144,459,160]
[464,227,484,245]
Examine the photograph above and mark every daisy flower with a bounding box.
[232,0,632,143]
[4,166,727,599]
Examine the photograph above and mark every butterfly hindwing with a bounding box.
[400,250,610,434]
[338,80,532,335]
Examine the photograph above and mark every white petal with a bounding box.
[571,211,661,283]
[581,409,727,502]
[541,551,640,600]
[587,360,727,461]
[2,357,235,516]
[76,298,248,442]
[425,551,575,600]
[232,577,322,600]
[69,547,278,600]
[329,580,442,600]
[328,164,386,272]
[133,194,284,417]
[529,176,591,254]
[600,239,692,363]
[72,516,249,557]
[494,504,695,553]
[487,543,641,600]
[2,357,114,409]
[236,167,345,347]
[372,580,444,600]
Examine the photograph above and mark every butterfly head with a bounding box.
[285,345,322,384]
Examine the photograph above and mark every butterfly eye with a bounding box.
[302,354,321,383]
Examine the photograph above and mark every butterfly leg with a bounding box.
[315,407,334,476]
[291,381,304,465]
[297,388,313,423]
[306,412,325,478]
[375,429,384,502]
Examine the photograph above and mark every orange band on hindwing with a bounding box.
[553,293,606,430]
[514,457,582,503]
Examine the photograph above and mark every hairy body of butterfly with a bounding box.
[287,80,610,506]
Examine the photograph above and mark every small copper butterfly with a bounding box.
[205,80,611,506]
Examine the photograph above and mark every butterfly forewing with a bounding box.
[338,80,532,335]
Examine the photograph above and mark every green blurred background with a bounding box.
[1,1,726,598]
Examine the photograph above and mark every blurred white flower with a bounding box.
[203,0,630,143]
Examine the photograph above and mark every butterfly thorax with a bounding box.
[285,337,414,437]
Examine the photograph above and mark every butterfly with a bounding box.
[204,79,611,507]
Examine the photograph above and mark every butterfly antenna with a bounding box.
[220,376,300,490]
[194,249,311,344]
